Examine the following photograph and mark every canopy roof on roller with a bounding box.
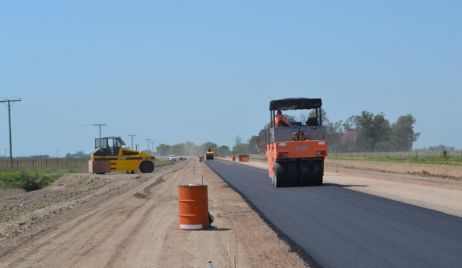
[269,98,322,110]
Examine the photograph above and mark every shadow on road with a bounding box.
[207,226,231,231]
[323,183,367,188]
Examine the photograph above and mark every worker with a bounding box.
[275,110,292,127]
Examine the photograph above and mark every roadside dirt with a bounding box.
[0,170,162,256]
[0,159,307,268]
[229,158,462,217]
[325,158,462,179]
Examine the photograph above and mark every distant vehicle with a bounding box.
[205,147,215,160]
[90,136,155,174]
[169,155,177,162]
[266,98,327,187]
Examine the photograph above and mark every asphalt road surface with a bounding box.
[207,159,462,268]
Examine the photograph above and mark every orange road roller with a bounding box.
[266,98,327,187]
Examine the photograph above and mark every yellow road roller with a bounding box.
[90,137,155,174]
[205,147,215,160]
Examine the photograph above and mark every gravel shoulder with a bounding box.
[227,158,462,217]
[0,159,307,268]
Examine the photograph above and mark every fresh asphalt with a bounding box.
[206,159,462,268]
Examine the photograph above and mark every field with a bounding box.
[0,157,173,190]
[247,150,462,165]
[0,158,88,171]
[328,151,462,165]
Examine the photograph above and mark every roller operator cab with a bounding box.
[91,136,155,174]
[266,98,327,187]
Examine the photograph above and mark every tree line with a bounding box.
[227,110,420,154]
[324,111,420,152]
[155,142,232,157]
[154,110,420,156]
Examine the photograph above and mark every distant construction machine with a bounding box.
[266,98,327,187]
[205,146,215,160]
[90,136,155,174]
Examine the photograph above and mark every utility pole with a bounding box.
[128,134,136,149]
[1,98,21,168]
[145,138,151,152]
[93,123,107,140]
[150,140,155,154]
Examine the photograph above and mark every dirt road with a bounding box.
[0,160,307,268]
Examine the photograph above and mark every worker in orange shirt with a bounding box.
[275,110,292,127]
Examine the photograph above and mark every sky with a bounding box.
[0,0,461,156]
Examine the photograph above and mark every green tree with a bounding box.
[234,136,242,145]
[391,115,420,151]
[233,143,250,154]
[171,143,185,156]
[373,113,392,151]
[324,120,344,152]
[156,144,171,156]
[216,145,231,156]
[248,135,260,154]
[354,111,392,152]
[183,141,199,155]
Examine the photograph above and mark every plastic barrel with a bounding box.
[178,184,208,230]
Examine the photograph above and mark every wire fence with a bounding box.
[247,150,462,165]
[328,150,462,164]
[0,158,89,171]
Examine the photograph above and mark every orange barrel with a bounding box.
[178,184,208,230]
[239,154,249,162]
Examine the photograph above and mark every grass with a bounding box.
[0,158,176,191]
[326,155,462,166]
[247,153,462,166]
[155,158,173,167]
[0,164,87,191]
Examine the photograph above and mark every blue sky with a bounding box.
[1,0,461,156]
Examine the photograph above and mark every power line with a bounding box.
[1,98,21,168]
[22,99,89,127]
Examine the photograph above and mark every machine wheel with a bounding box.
[287,162,299,187]
[274,162,285,188]
[313,160,323,186]
[139,161,155,173]
[300,161,313,186]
